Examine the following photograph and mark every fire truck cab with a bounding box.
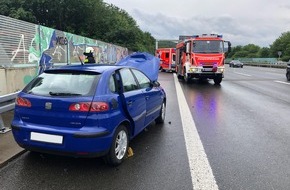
[176,34,231,84]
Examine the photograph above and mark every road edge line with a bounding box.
[173,74,219,190]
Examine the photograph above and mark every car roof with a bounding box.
[44,64,128,74]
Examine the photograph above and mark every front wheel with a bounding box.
[183,73,191,83]
[214,77,222,85]
[105,125,129,166]
[287,72,290,81]
[155,101,166,124]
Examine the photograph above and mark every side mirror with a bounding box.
[150,81,160,88]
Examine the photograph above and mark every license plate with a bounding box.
[31,132,63,144]
[202,68,212,72]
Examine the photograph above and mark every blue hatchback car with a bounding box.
[12,54,166,166]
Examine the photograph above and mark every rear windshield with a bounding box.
[23,72,100,96]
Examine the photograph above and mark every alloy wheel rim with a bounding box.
[115,130,128,160]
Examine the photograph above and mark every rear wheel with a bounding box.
[155,101,166,124]
[105,125,129,166]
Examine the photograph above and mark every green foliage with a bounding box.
[228,44,260,58]
[269,32,290,61]
[258,47,270,58]
[0,0,155,53]
[158,41,177,48]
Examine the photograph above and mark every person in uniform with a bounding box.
[83,47,96,63]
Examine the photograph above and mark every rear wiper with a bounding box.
[49,92,81,96]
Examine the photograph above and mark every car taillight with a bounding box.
[16,97,32,107]
[69,102,109,112]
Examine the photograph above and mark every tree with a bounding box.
[269,32,290,61]
[258,47,270,58]
[0,0,156,53]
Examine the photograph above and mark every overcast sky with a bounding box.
[103,0,290,47]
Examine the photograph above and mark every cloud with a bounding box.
[104,0,290,48]
[131,8,290,47]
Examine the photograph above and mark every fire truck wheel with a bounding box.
[214,77,222,85]
[184,73,191,83]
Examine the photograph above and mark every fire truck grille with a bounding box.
[202,66,213,72]
[203,66,213,68]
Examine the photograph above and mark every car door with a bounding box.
[119,68,146,135]
[131,69,163,126]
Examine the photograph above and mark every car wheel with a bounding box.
[287,72,290,81]
[155,101,166,124]
[105,125,129,166]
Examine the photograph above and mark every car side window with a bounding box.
[119,68,138,92]
[131,69,151,89]
[109,74,116,93]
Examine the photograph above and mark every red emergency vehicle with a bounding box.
[175,34,231,84]
[156,48,176,72]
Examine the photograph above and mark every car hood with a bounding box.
[116,52,160,82]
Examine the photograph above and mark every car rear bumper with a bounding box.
[11,122,113,158]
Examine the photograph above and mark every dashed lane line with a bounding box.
[173,74,219,190]
[234,72,251,77]
[274,80,290,85]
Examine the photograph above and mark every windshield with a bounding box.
[193,40,224,53]
[23,72,100,96]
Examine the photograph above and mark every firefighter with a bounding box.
[83,47,96,63]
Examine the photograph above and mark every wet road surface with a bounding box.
[181,66,290,190]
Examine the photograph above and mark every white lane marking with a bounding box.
[173,74,219,190]
[274,80,290,85]
[234,72,251,77]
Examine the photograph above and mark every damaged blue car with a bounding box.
[11,52,166,166]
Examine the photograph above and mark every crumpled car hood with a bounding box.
[116,52,160,82]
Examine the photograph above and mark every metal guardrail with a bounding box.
[0,92,19,134]
[243,62,287,69]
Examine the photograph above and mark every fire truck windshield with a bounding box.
[192,40,224,53]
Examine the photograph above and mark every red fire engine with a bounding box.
[176,34,231,84]
[156,48,176,72]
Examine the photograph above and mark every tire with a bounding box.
[105,125,129,166]
[287,72,290,81]
[155,101,166,124]
[177,74,183,80]
[214,77,222,85]
[183,72,191,83]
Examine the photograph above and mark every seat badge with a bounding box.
[45,102,52,110]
